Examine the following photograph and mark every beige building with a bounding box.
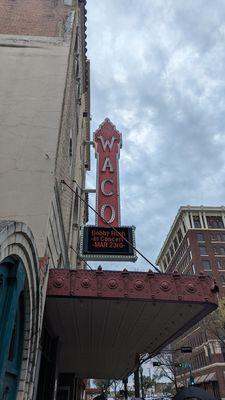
[0,1,90,398]
[0,0,90,269]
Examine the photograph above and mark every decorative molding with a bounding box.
[47,269,218,307]
[93,118,122,143]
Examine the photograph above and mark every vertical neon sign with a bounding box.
[94,118,122,227]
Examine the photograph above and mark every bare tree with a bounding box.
[203,298,225,347]
[141,375,157,396]
[153,351,187,394]
[93,379,113,392]
[111,380,123,399]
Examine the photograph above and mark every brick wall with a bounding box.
[46,0,90,269]
[0,0,71,37]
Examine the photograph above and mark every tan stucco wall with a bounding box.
[0,36,69,256]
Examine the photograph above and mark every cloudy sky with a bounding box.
[85,0,225,272]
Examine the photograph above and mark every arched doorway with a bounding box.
[0,220,44,399]
[0,259,26,399]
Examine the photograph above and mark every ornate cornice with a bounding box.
[47,268,218,305]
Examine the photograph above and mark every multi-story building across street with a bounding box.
[156,206,225,399]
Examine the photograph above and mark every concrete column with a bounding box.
[199,212,204,229]
[183,212,191,230]
[190,212,194,229]
[180,221,185,237]
[221,212,225,228]
[202,212,208,228]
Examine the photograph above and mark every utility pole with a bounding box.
[123,378,128,400]
[140,366,144,399]
[134,368,140,398]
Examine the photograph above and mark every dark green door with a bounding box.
[0,260,25,400]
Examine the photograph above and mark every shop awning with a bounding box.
[205,372,217,382]
[46,269,218,379]
[195,372,216,384]
[195,375,208,384]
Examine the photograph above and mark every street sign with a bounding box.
[80,225,137,261]
[175,363,192,368]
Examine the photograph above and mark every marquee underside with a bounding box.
[46,269,218,379]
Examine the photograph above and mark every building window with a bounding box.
[57,254,63,268]
[166,251,171,264]
[187,264,195,275]
[207,216,224,229]
[217,259,225,269]
[220,275,225,286]
[169,244,174,258]
[199,245,207,255]
[177,228,183,243]
[69,129,74,174]
[210,233,216,241]
[163,259,167,270]
[193,216,201,228]
[69,137,73,158]
[202,260,211,271]
[206,344,212,362]
[210,232,223,242]
[197,232,204,242]
[173,237,179,251]
[214,246,219,255]
[214,246,225,255]
[222,346,225,362]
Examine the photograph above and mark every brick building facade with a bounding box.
[157,206,225,399]
[0,0,70,37]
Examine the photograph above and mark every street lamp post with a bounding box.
[188,364,195,386]
[140,366,144,399]
[134,368,140,398]
[123,379,128,400]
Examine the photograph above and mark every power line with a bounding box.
[61,179,162,273]
[70,245,93,270]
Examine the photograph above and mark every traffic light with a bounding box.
[189,375,195,386]
[153,361,162,366]
[180,346,192,353]
[175,363,183,367]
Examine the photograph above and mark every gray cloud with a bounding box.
[86,0,225,271]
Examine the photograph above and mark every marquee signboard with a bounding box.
[80,226,137,261]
